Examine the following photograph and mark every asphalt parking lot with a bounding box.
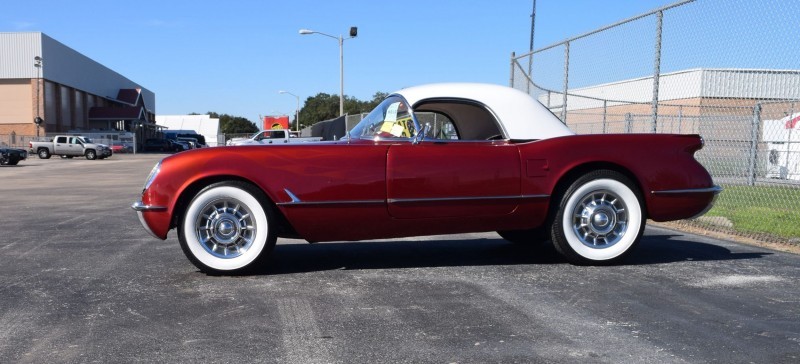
[2,153,799,363]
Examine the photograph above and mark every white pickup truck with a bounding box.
[226,130,322,146]
[29,135,113,160]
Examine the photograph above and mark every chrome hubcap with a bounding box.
[195,198,255,258]
[572,190,628,248]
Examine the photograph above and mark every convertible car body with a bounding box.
[133,83,720,273]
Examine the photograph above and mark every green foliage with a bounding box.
[206,111,259,134]
[706,185,800,239]
[296,92,387,129]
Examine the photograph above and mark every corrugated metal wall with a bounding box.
[0,32,155,113]
[0,32,42,79]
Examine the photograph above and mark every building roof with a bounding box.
[116,89,141,105]
[0,32,155,113]
[552,68,800,111]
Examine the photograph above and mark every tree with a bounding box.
[296,92,387,129]
[205,112,259,135]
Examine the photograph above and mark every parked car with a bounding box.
[165,131,207,148]
[132,83,721,274]
[143,138,186,153]
[110,142,133,154]
[226,129,322,146]
[169,140,190,152]
[0,147,27,165]
[29,135,112,160]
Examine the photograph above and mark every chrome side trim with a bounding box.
[131,201,167,212]
[277,189,548,207]
[278,189,384,206]
[284,188,301,203]
[276,199,385,207]
[387,194,549,204]
[651,185,723,195]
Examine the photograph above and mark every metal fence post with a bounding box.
[747,103,762,186]
[651,10,663,134]
[625,113,632,134]
[602,100,608,134]
[561,42,570,123]
[509,52,516,87]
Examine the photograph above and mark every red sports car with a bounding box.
[133,83,720,274]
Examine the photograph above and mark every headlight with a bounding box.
[142,161,162,194]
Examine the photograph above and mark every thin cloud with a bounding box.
[12,21,36,30]
[144,19,182,28]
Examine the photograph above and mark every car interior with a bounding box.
[413,99,505,141]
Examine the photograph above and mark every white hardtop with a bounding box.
[394,83,574,140]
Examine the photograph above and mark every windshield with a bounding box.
[349,95,419,140]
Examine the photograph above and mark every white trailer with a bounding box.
[763,113,800,180]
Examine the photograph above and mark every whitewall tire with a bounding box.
[178,182,276,274]
[551,170,645,265]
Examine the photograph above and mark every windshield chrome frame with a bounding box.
[351,94,421,142]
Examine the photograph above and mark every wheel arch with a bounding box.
[550,161,647,219]
[169,175,297,237]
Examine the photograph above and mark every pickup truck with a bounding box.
[226,129,322,146]
[29,135,113,160]
[0,147,27,165]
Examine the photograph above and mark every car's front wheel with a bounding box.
[178,181,276,274]
[551,170,645,265]
[85,150,97,160]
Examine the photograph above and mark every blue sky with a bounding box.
[3,0,679,122]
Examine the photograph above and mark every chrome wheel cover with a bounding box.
[195,198,256,259]
[571,190,628,248]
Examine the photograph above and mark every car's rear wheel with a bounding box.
[38,148,50,159]
[178,181,276,274]
[551,170,645,265]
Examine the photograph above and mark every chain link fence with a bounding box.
[511,0,800,244]
[0,133,37,148]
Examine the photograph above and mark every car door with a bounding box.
[386,141,521,219]
[67,137,83,156]
[54,136,80,155]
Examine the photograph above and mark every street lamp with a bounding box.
[278,90,300,132]
[33,56,43,138]
[299,26,357,116]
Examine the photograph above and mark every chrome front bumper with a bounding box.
[131,201,167,212]
[131,201,167,239]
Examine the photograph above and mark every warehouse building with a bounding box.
[540,68,800,135]
[0,32,157,143]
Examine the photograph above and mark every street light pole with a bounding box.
[34,56,43,138]
[338,34,344,117]
[278,91,300,132]
[300,27,357,117]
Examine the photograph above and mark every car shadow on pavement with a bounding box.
[257,238,559,275]
[628,234,772,265]
[248,234,772,275]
